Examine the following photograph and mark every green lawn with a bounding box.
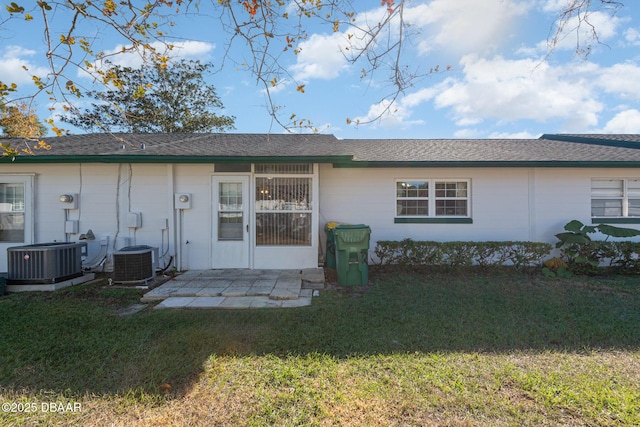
[1,268,638,426]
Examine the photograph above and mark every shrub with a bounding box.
[554,220,640,275]
[372,240,552,270]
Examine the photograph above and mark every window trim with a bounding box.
[394,178,472,224]
[591,178,640,223]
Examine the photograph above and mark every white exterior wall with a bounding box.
[1,163,177,272]
[172,164,215,271]
[318,165,640,260]
[1,162,321,272]
[2,161,639,272]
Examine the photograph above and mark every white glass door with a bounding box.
[212,176,250,268]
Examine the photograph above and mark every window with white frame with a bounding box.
[396,179,470,218]
[591,178,640,218]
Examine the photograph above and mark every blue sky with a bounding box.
[1,0,640,139]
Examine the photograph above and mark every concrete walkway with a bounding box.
[141,268,325,309]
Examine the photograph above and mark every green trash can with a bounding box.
[334,224,371,286]
[324,222,340,269]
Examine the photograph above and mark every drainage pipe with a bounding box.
[167,164,180,271]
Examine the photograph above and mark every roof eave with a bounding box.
[332,160,640,168]
[3,155,640,168]
[0,154,354,164]
[541,134,640,149]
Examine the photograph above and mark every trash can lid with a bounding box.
[334,224,369,229]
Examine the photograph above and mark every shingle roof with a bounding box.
[2,133,640,166]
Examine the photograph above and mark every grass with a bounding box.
[0,267,639,426]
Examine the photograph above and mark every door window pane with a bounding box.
[218,182,243,241]
[219,183,243,210]
[0,183,25,242]
[218,212,243,240]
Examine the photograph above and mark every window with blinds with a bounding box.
[255,164,313,246]
[591,178,640,218]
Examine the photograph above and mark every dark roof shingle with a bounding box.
[2,133,640,166]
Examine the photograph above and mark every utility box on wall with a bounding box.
[174,193,192,209]
[127,212,142,228]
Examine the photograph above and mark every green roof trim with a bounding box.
[0,155,354,164]
[541,134,640,150]
[333,160,640,168]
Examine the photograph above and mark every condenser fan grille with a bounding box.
[113,246,156,283]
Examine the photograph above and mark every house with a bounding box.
[1,132,640,273]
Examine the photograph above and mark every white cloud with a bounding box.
[523,5,624,56]
[171,40,216,57]
[541,0,572,13]
[289,33,349,81]
[452,128,480,138]
[354,54,640,133]
[560,11,620,46]
[407,0,531,56]
[488,131,541,139]
[90,40,215,71]
[596,62,640,100]
[433,55,603,130]
[260,77,292,95]
[289,0,531,83]
[351,87,438,127]
[0,46,49,86]
[624,27,640,45]
[603,109,640,133]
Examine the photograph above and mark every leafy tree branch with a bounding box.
[0,0,626,135]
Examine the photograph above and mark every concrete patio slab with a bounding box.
[187,296,226,308]
[140,287,179,301]
[146,268,324,309]
[299,289,313,298]
[222,286,251,297]
[269,287,300,300]
[252,278,278,288]
[218,296,260,309]
[155,296,197,309]
[280,297,313,308]
[171,271,202,281]
[195,287,229,296]
[249,288,272,296]
[250,297,284,309]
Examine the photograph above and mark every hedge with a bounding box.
[373,239,552,269]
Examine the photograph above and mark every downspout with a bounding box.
[528,168,536,241]
[167,164,179,271]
